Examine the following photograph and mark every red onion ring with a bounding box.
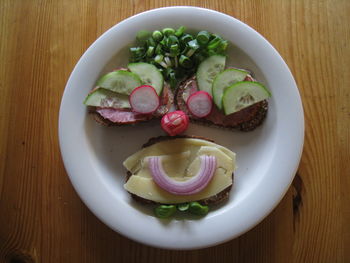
[148,155,217,195]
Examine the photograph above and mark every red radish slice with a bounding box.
[129,85,160,114]
[187,91,213,118]
[148,155,217,195]
[161,110,189,136]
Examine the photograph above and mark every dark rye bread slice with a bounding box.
[126,135,233,206]
[175,76,268,131]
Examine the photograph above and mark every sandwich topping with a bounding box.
[148,155,217,195]
[175,75,269,129]
[123,137,236,204]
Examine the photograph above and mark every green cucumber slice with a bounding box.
[196,55,226,95]
[128,62,164,95]
[222,81,271,115]
[96,70,142,95]
[84,88,130,108]
[212,68,248,109]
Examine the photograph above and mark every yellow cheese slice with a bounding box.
[123,138,236,204]
[123,138,235,172]
[124,169,232,204]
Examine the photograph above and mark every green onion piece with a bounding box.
[167,35,179,46]
[152,30,163,42]
[188,39,200,50]
[129,47,144,58]
[177,203,190,211]
[179,55,193,68]
[175,26,185,37]
[174,56,179,68]
[186,49,196,57]
[146,46,155,57]
[162,27,175,36]
[188,202,209,216]
[154,205,176,218]
[164,56,172,67]
[154,54,164,63]
[196,31,210,45]
[159,61,168,68]
[217,40,228,53]
[207,50,218,56]
[169,71,177,89]
[208,35,223,50]
[170,44,179,56]
[155,44,163,55]
[181,34,193,43]
[136,30,151,42]
[146,37,156,47]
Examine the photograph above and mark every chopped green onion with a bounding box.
[170,44,180,56]
[154,54,164,63]
[217,40,228,53]
[164,56,172,67]
[175,26,185,37]
[174,56,179,68]
[168,71,177,88]
[129,28,228,90]
[146,37,156,47]
[179,55,192,68]
[186,48,196,57]
[136,30,151,42]
[188,202,209,216]
[154,205,176,218]
[167,35,178,46]
[187,39,200,50]
[208,35,223,50]
[146,46,155,57]
[181,34,193,43]
[129,47,144,58]
[152,30,163,42]
[159,61,168,68]
[162,27,175,36]
[177,203,190,211]
[155,44,163,55]
[196,31,210,45]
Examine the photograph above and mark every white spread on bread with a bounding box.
[123,138,236,203]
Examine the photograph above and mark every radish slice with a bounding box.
[187,91,213,118]
[148,155,217,195]
[129,85,160,114]
[161,110,189,136]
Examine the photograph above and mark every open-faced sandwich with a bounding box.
[123,135,236,218]
[84,63,174,125]
[175,55,271,131]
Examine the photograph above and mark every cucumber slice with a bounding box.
[96,70,142,95]
[196,55,226,95]
[212,69,248,109]
[222,81,271,115]
[84,88,130,108]
[128,62,164,95]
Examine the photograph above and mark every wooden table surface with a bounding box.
[1,0,349,262]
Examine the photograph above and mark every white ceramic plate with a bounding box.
[59,6,304,250]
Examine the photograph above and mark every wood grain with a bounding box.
[0,0,349,262]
